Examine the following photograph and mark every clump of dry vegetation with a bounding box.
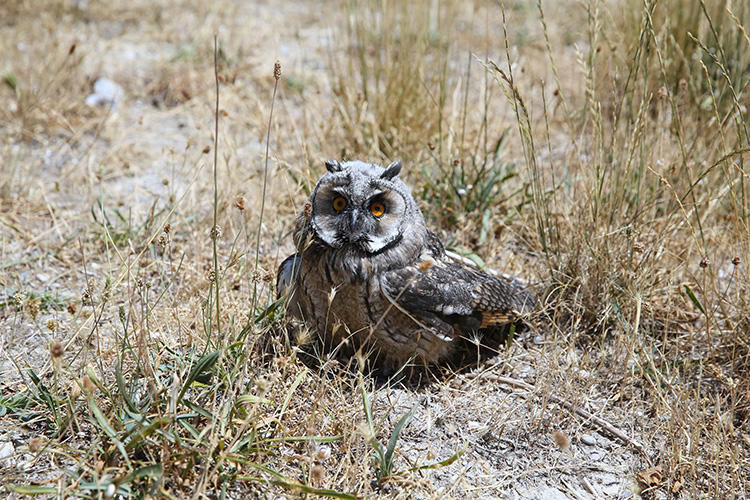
[1,0,748,498]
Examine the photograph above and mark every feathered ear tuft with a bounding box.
[380,160,402,180]
[325,160,342,173]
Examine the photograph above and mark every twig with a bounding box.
[465,371,647,456]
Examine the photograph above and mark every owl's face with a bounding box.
[308,160,416,256]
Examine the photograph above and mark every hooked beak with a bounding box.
[345,209,369,245]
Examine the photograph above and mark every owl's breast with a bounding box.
[295,249,372,336]
[294,247,456,368]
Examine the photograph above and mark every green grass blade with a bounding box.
[122,464,163,484]
[278,370,306,418]
[26,368,59,421]
[177,350,220,404]
[407,445,466,472]
[239,462,359,499]
[87,396,132,469]
[115,361,138,413]
[236,394,273,405]
[124,417,172,450]
[5,485,58,495]
[266,479,360,499]
[360,384,375,436]
[383,407,415,476]
[683,284,707,315]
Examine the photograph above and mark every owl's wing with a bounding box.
[379,255,535,334]
[277,253,301,298]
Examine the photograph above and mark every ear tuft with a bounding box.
[380,160,402,180]
[325,160,342,173]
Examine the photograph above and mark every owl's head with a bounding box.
[300,160,426,262]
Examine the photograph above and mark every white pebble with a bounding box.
[86,77,124,108]
[105,483,116,498]
[580,434,596,446]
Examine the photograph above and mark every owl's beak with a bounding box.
[347,210,367,244]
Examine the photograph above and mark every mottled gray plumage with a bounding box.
[277,160,534,370]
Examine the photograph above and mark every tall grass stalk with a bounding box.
[211,36,222,341]
[252,61,281,310]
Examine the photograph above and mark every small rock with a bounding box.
[580,434,596,446]
[105,482,116,497]
[86,77,124,108]
[598,472,620,486]
[0,441,16,465]
[521,485,573,500]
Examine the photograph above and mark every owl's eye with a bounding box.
[332,196,347,211]
[370,201,386,218]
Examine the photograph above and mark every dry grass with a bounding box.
[1,0,749,498]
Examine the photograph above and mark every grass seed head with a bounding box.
[327,285,338,306]
[274,60,281,81]
[294,326,315,347]
[24,294,40,319]
[234,195,246,211]
[256,377,270,393]
[310,464,325,484]
[28,437,44,453]
[49,340,64,359]
[81,375,96,395]
[69,381,81,401]
[81,285,94,306]
[11,292,25,308]
[552,430,571,451]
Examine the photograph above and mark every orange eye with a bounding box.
[370,201,386,217]
[332,196,347,211]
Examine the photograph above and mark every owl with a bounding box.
[277,160,535,371]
